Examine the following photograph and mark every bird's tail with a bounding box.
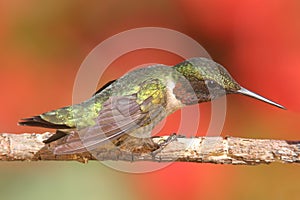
[18,115,72,129]
[18,110,75,144]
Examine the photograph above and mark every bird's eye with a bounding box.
[205,80,219,89]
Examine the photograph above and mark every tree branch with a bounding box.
[0,132,299,164]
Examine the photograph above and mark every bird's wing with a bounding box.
[53,78,167,154]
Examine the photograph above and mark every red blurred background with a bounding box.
[0,0,300,200]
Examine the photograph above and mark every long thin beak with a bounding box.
[237,87,286,110]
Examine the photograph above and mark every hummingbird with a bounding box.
[19,57,285,155]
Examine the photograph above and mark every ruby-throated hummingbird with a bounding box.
[19,57,285,154]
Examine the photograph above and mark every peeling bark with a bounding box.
[0,132,299,164]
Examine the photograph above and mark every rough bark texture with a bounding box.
[0,132,299,164]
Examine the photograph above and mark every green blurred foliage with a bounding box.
[0,162,132,200]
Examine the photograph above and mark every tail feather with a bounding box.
[43,130,68,144]
[18,116,72,129]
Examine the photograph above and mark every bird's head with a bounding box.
[173,57,285,109]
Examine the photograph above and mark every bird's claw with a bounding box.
[151,133,178,157]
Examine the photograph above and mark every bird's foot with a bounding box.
[151,133,178,157]
[115,133,178,161]
[117,135,159,154]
